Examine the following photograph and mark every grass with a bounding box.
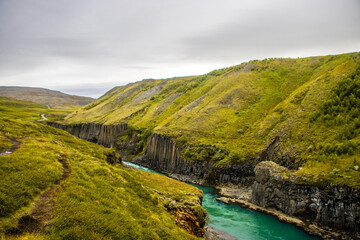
[0,135,63,231]
[0,99,204,239]
[0,96,78,122]
[62,52,360,188]
[0,135,12,152]
[291,65,360,187]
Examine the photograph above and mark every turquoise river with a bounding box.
[124,162,318,240]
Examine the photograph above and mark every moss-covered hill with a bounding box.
[0,98,204,239]
[64,52,360,187]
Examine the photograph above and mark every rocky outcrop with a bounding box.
[251,161,360,239]
[166,203,205,237]
[116,131,142,161]
[134,133,211,184]
[134,133,255,185]
[144,181,206,238]
[259,136,299,170]
[48,122,127,148]
[204,226,237,240]
[208,161,254,185]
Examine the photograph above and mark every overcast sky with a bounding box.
[0,0,359,98]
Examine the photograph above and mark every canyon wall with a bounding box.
[48,122,127,148]
[251,161,360,239]
[134,133,255,185]
[49,122,255,184]
[138,133,360,238]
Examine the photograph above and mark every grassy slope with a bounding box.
[0,99,203,239]
[0,96,78,122]
[64,52,360,188]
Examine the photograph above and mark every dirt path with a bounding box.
[38,113,48,121]
[12,154,71,235]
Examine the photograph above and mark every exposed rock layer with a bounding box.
[134,133,255,185]
[251,161,360,240]
[47,122,127,148]
[204,226,237,240]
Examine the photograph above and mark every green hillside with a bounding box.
[0,98,204,239]
[65,52,360,187]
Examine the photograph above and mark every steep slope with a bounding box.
[64,52,360,187]
[0,86,94,107]
[0,98,205,239]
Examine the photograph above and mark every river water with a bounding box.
[124,162,318,240]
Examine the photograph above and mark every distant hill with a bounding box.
[0,86,94,107]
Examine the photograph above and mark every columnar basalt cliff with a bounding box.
[251,161,360,239]
[48,122,127,148]
[134,133,255,185]
[135,133,213,183]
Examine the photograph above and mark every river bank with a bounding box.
[132,133,360,240]
[129,159,357,240]
[124,161,319,240]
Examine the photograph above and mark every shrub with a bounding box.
[199,149,209,161]
[212,151,226,162]
[179,135,187,145]
[313,69,360,128]
[137,126,154,152]
[228,151,241,162]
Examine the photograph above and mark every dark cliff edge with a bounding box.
[47,122,127,148]
[133,133,255,185]
[251,161,360,240]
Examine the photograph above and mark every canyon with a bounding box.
[46,52,360,239]
[48,121,360,239]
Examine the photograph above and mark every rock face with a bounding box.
[134,133,212,184]
[166,203,206,237]
[204,226,237,240]
[48,122,127,148]
[251,161,360,239]
[134,133,254,185]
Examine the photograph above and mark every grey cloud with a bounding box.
[0,0,359,97]
[58,86,111,99]
[182,0,360,61]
